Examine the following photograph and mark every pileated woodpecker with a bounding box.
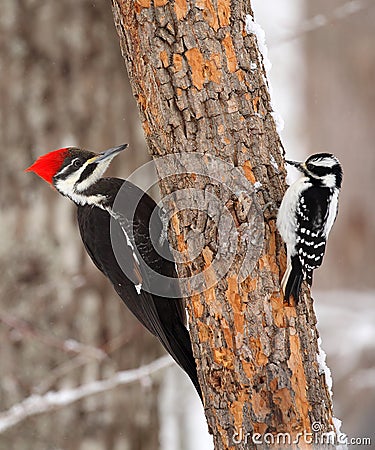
[26,144,202,400]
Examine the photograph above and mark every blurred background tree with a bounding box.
[0,0,374,449]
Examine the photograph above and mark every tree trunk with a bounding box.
[111,1,335,448]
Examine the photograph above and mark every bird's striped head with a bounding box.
[287,153,343,189]
[25,144,128,206]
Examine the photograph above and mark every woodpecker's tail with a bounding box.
[282,255,303,304]
[164,322,203,401]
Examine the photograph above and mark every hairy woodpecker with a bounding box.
[277,153,343,303]
[26,144,202,400]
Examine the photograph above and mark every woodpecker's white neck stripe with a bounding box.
[309,157,338,168]
[55,158,111,207]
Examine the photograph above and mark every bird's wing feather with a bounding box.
[77,204,174,340]
[296,187,330,279]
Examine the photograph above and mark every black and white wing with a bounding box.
[296,187,334,284]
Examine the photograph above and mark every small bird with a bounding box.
[277,153,343,303]
[26,144,202,400]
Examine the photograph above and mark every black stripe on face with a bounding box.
[308,165,332,177]
[54,149,96,181]
[77,163,97,184]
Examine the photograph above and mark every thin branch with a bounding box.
[272,0,373,47]
[0,312,106,360]
[33,327,140,395]
[0,355,173,434]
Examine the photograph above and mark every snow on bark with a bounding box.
[245,14,285,134]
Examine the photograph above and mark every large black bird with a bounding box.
[26,144,202,400]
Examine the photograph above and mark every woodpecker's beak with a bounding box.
[286,160,305,172]
[286,159,300,168]
[94,144,129,163]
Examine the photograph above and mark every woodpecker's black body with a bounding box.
[283,185,331,300]
[26,145,202,400]
[78,179,201,397]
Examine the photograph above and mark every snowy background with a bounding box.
[0,0,374,448]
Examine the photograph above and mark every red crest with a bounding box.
[25,148,69,184]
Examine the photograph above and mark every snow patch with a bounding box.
[245,15,272,74]
[253,181,262,191]
[271,111,285,134]
[317,337,333,396]
[332,416,348,450]
[245,14,284,134]
[269,154,279,172]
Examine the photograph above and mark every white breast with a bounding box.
[324,189,339,237]
[277,177,311,257]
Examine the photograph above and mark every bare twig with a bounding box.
[0,355,173,434]
[0,311,106,360]
[33,327,141,394]
[272,0,373,47]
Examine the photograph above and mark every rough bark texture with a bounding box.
[111,1,335,448]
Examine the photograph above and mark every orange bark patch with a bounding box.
[225,276,244,336]
[135,0,150,8]
[236,69,245,82]
[230,390,247,435]
[253,422,268,436]
[160,50,169,68]
[196,0,219,31]
[185,49,222,89]
[242,160,256,184]
[258,231,279,277]
[213,347,234,368]
[170,213,187,253]
[154,0,168,6]
[221,317,234,349]
[218,0,231,27]
[191,293,203,318]
[217,124,225,135]
[137,93,147,110]
[274,387,294,425]
[288,334,311,433]
[173,53,183,72]
[242,360,254,378]
[202,246,216,285]
[270,294,287,328]
[174,0,188,19]
[197,320,211,342]
[243,276,257,292]
[142,121,151,136]
[252,390,270,419]
[250,336,268,367]
[252,96,260,113]
[185,48,205,89]
[222,33,237,73]
[205,53,222,84]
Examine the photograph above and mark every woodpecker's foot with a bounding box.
[263,201,278,221]
[283,294,298,307]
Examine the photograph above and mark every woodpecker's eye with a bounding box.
[73,159,81,168]
[306,163,314,171]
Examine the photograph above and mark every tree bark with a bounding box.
[111,1,336,448]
